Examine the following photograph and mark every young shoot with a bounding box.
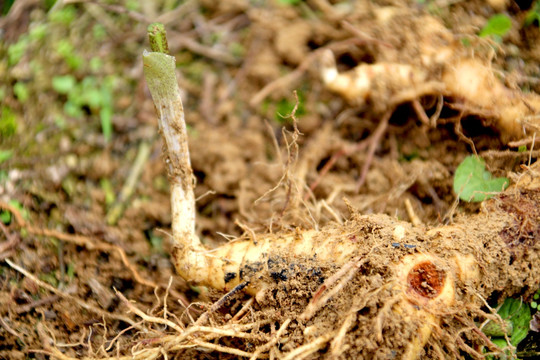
[453,155,509,202]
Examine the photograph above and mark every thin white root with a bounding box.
[301,256,367,321]
[330,312,355,357]
[250,319,291,360]
[116,290,184,333]
[282,332,336,360]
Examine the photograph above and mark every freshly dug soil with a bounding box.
[0,0,539,359]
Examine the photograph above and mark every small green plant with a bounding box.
[7,36,30,66]
[66,262,76,281]
[0,150,13,164]
[525,1,540,26]
[275,92,306,124]
[484,297,532,359]
[51,75,115,142]
[229,42,246,58]
[0,106,17,137]
[55,39,83,70]
[453,156,509,202]
[100,178,115,206]
[92,24,107,42]
[6,23,46,66]
[13,82,29,103]
[39,271,59,287]
[0,200,28,224]
[48,5,77,25]
[479,14,512,41]
[531,288,540,310]
[28,23,47,42]
[149,230,166,255]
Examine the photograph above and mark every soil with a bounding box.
[0,0,539,359]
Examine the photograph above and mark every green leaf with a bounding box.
[13,82,29,103]
[275,92,306,124]
[229,42,245,57]
[28,23,47,41]
[0,150,13,163]
[7,36,29,66]
[0,200,26,224]
[453,156,509,202]
[55,39,75,58]
[89,57,103,72]
[126,0,139,11]
[66,54,83,70]
[100,106,113,143]
[100,178,115,206]
[49,5,77,25]
[150,232,165,254]
[0,211,10,224]
[92,24,107,42]
[55,39,83,70]
[525,1,540,26]
[484,298,532,359]
[66,262,76,281]
[63,101,83,118]
[52,75,76,94]
[84,88,103,110]
[0,106,17,137]
[479,14,512,38]
[488,338,512,359]
[497,298,531,347]
[39,272,59,287]
[54,114,67,129]
[482,318,513,337]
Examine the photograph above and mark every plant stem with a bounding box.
[143,25,199,251]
